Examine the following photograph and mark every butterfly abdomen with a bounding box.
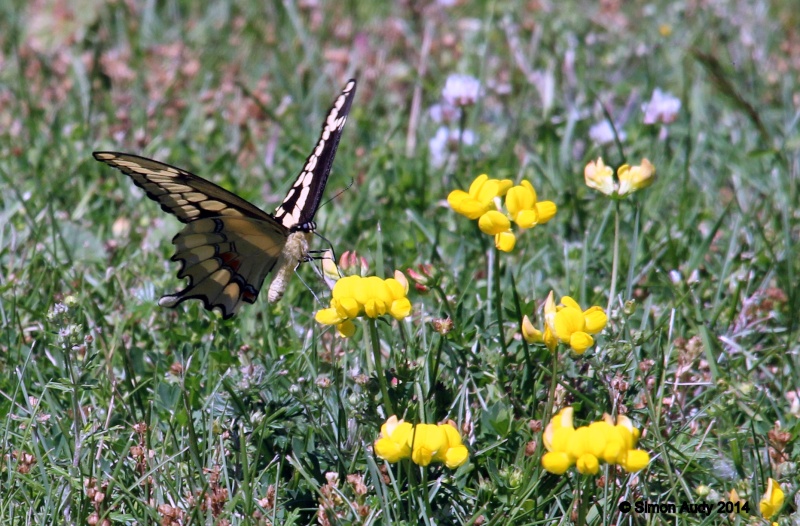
[267,231,313,303]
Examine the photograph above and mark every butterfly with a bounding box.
[94,79,356,319]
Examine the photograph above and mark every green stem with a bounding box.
[543,345,559,423]
[491,246,508,356]
[420,467,434,525]
[368,318,395,417]
[606,200,621,314]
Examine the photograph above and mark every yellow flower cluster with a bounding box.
[522,292,607,354]
[584,158,655,198]
[448,174,557,252]
[315,274,412,337]
[541,407,650,475]
[374,416,469,469]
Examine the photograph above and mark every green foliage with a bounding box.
[1,0,799,525]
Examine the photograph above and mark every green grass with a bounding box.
[1,1,798,525]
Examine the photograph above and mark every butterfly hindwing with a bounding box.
[158,217,288,319]
[93,78,357,318]
[274,78,357,229]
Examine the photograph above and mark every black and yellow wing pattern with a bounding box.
[94,79,356,319]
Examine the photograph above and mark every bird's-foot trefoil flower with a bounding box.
[374,416,413,463]
[759,478,784,520]
[584,158,655,198]
[522,291,558,352]
[541,407,649,475]
[549,295,608,355]
[315,272,412,337]
[375,418,469,469]
[449,174,557,252]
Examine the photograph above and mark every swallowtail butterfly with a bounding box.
[94,79,356,319]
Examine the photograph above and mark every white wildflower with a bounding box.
[442,74,481,107]
[642,88,681,125]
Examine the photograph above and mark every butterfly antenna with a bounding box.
[318,178,355,210]
[312,231,338,262]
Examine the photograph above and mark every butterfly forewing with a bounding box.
[93,78,357,318]
[93,152,275,223]
[274,78,357,230]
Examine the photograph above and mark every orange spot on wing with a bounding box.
[219,252,241,272]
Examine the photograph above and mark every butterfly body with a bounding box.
[94,79,356,318]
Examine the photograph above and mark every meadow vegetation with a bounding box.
[1,1,798,524]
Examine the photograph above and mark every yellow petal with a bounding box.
[335,296,361,319]
[496,178,514,196]
[586,421,614,458]
[560,296,581,310]
[390,272,409,294]
[385,278,407,302]
[439,423,463,447]
[478,210,511,235]
[467,174,490,197]
[760,478,784,519]
[336,320,356,338]
[364,298,387,318]
[566,426,591,459]
[584,158,615,195]
[332,275,361,300]
[630,161,654,187]
[389,297,412,320]
[576,454,600,475]
[410,424,446,467]
[321,249,339,281]
[621,449,650,472]
[583,306,608,333]
[521,315,542,343]
[374,437,408,462]
[514,209,539,229]
[543,291,557,334]
[444,445,469,468]
[495,231,516,252]
[554,307,585,342]
[541,451,572,474]
[534,201,557,223]
[505,184,535,218]
[315,307,344,325]
[569,332,594,354]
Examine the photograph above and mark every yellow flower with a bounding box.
[495,231,516,252]
[584,157,656,197]
[449,174,556,252]
[521,314,557,352]
[552,296,608,354]
[409,424,447,467]
[374,416,413,463]
[543,408,649,475]
[447,174,511,219]
[434,422,469,468]
[478,210,511,235]
[760,478,784,520]
[584,158,615,195]
[316,274,413,336]
[620,449,650,472]
[617,159,655,195]
[505,181,557,228]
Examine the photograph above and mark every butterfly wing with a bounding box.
[93,78,357,317]
[274,78,357,229]
[93,152,275,223]
[158,217,288,319]
[94,152,289,318]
